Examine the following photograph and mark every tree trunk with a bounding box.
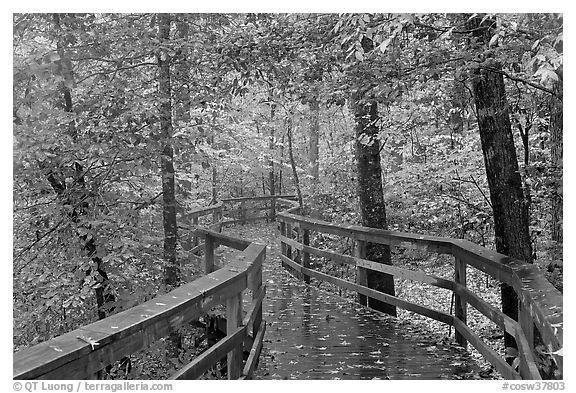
[352,95,396,317]
[52,14,114,321]
[173,16,191,125]
[212,165,218,204]
[550,72,563,258]
[473,66,533,350]
[278,133,285,195]
[468,15,534,351]
[269,101,276,219]
[287,115,303,207]
[157,14,179,288]
[157,13,181,359]
[309,93,320,184]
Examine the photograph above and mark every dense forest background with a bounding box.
[12,13,562,378]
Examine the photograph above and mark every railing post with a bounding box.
[300,227,310,284]
[285,223,293,261]
[454,256,468,348]
[270,198,276,221]
[354,239,368,306]
[213,206,222,232]
[518,299,534,353]
[279,221,287,260]
[192,216,199,248]
[204,234,216,274]
[226,292,242,379]
[251,264,263,335]
[240,201,246,224]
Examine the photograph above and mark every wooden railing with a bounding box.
[13,200,275,380]
[277,202,563,380]
[182,195,298,258]
[221,194,298,225]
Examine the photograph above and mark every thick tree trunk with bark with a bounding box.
[471,64,534,350]
[550,75,563,257]
[467,15,534,351]
[352,95,396,317]
[157,14,179,288]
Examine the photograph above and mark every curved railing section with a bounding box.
[12,196,297,380]
[276,201,563,380]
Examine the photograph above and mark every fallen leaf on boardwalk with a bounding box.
[294,344,305,349]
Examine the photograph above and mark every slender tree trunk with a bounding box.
[309,93,320,184]
[550,73,563,258]
[173,16,191,125]
[286,115,303,207]
[212,166,218,204]
[468,16,533,351]
[352,95,396,317]
[157,13,181,359]
[157,14,179,287]
[52,14,114,321]
[269,101,276,219]
[279,133,285,195]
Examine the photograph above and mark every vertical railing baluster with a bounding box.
[354,239,367,306]
[300,227,310,284]
[518,301,534,351]
[204,234,215,274]
[518,299,534,378]
[192,216,199,248]
[226,292,242,379]
[280,220,287,261]
[286,222,293,261]
[454,255,468,348]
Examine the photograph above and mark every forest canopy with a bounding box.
[12,12,562,379]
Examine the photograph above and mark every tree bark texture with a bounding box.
[471,66,534,349]
[352,96,397,317]
[157,14,179,288]
[550,76,563,252]
[467,14,534,351]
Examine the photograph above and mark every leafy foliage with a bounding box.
[13,12,562,378]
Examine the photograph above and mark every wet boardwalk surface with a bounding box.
[227,224,479,380]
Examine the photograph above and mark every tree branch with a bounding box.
[479,65,559,98]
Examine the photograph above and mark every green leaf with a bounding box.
[378,38,392,54]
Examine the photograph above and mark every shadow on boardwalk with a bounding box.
[226,223,482,380]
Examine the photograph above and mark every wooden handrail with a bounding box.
[221,194,298,203]
[277,209,562,380]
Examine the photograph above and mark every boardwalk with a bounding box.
[226,223,481,380]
